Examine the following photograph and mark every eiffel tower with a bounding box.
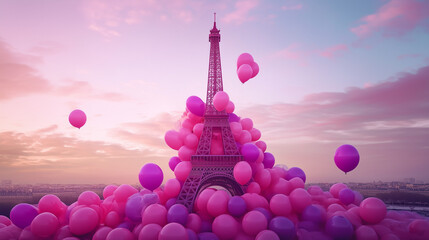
[176,14,245,212]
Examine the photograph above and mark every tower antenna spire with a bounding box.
[214,12,216,23]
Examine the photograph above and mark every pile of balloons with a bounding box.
[1,94,429,240]
[237,53,259,83]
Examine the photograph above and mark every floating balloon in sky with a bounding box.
[237,53,259,83]
[334,144,360,174]
[68,109,86,129]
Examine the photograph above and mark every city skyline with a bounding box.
[0,0,428,184]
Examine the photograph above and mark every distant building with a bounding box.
[0,180,12,186]
[403,178,416,184]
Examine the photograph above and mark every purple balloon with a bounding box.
[325,216,353,240]
[298,221,320,232]
[10,203,38,229]
[263,152,275,169]
[241,143,260,163]
[200,220,212,233]
[117,220,134,230]
[227,196,247,217]
[228,113,240,122]
[165,198,177,210]
[138,163,163,191]
[334,144,359,173]
[254,207,273,223]
[269,216,296,240]
[140,193,160,214]
[339,188,355,205]
[301,205,325,224]
[198,232,220,240]
[169,157,181,172]
[187,229,198,240]
[285,167,306,183]
[186,96,205,117]
[125,193,145,222]
[167,204,189,226]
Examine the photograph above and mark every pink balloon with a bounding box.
[256,230,279,240]
[69,207,99,236]
[226,101,235,113]
[237,64,253,83]
[270,194,292,217]
[104,211,120,228]
[114,184,138,202]
[178,145,195,161]
[241,143,260,163]
[38,194,66,218]
[164,178,181,198]
[69,109,86,129]
[0,216,11,226]
[78,191,101,206]
[186,213,202,233]
[339,188,355,205]
[289,177,305,190]
[174,161,192,182]
[212,214,239,240]
[359,197,386,224]
[184,133,199,149]
[230,122,242,139]
[269,178,292,196]
[289,188,312,213]
[250,128,261,141]
[242,210,267,236]
[181,119,194,130]
[334,144,360,173]
[93,226,112,240]
[207,190,229,217]
[255,141,267,152]
[213,91,230,112]
[186,96,205,117]
[234,161,252,185]
[240,118,253,130]
[196,188,216,214]
[247,182,261,194]
[106,228,134,240]
[250,62,259,78]
[356,225,378,240]
[242,193,269,211]
[53,225,73,240]
[179,127,192,142]
[329,183,348,198]
[165,130,183,150]
[239,130,252,144]
[237,53,254,69]
[30,212,59,238]
[159,223,188,240]
[193,123,204,138]
[255,169,271,190]
[142,204,167,226]
[139,223,162,240]
[103,185,118,199]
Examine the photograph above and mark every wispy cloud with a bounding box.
[351,0,429,38]
[319,44,348,59]
[223,0,259,25]
[274,43,310,66]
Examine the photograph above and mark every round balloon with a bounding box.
[69,109,86,129]
[237,64,253,83]
[186,96,205,117]
[237,53,254,69]
[334,144,359,173]
[139,163,163,191]
[10,203,38,229]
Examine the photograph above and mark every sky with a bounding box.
[0,0,428,185]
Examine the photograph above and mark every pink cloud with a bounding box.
[319,44,348,59]
[56,79,129,101]
[274,43,310,66]
[223,0,259,25]
[351,0,429,38]
[281,4,303,11]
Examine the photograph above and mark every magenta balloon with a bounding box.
[256,230,279,240]
[104,211,120,228]
[226,101,235,113]
[178,145,195,161]
[139,223,162,240]
[237,64,253,83]
[329,183,348,198]
[68,109,86,129]
[174,161,192,182]
[262,152,275,169]
[359,197,386,224]
[168,156,181,172]
[184,133,199,149]
[159,223,189,240]
[237,53,254,69]
[196,188,216,214]
[193,123,204,138]
[30,212,59,238]
[139,163,163,191]
[240,118,253,130]
[77,191,100,206]
[212,214,239,239]
[356,225,378,240]
[270,194,292,217]
[213,91,230,112]
[250,128,261,141]
[164,178,181,198]
[339,188,355,205]
[242,210,268,236]
[241,143,259,163]
[186,213,202,233]
[10,203,38,229]
[207,190,229,217]
[69,207,99,235]
[38,194,65,217]
[228,113,240,123]
[142,204,167,226]
[167,204,188,226]
[233,161,252,185]
[165,130,183,150]
[103,185,118,199]
[186,96,205,117]
[250,61,259,78]
[93,226,112,240]
[114,184,138,202]
[334,144,360,173]
[255,169,271,190]
[289,188,312,213]
[106,228,134,240]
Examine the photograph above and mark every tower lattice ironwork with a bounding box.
[176,15,245,212]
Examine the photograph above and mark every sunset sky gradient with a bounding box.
[0,0,428,184]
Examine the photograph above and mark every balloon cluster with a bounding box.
[1,94,429,240]
[237,53,259,83]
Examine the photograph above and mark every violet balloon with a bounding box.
[125,194,145,222]
[68,109,86,129]
[285,167,306,183]
[167,204,188,226]
[138,163,163,191]
[186,96,205,117]
[241,143,260,163]
[334,144,360,173]
[269,216,296,240]
[325,215,354,240]
[168,156,181,172]
[339,188,355,205]
[10,203,38,229]
[263,152,275,169]
[228,113,240,122]
[228,196,247,217]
